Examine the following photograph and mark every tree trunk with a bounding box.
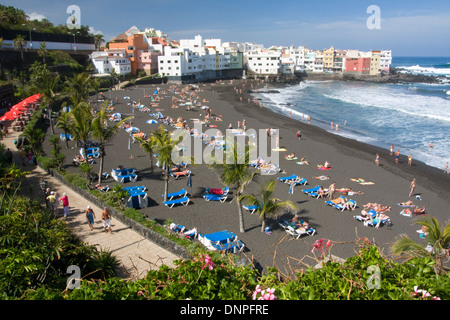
[98,149,104,185]
[164,166,169,201]
[236,192,245,233]
[64,130,69,148]
[48,108,54,134]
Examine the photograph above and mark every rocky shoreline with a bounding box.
[248,68,446,86]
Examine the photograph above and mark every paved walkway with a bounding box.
[3,130,181,280]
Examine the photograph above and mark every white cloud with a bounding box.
[27,12,46,21]
[89,26,104,35]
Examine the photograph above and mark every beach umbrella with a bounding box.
[146,119,158,124]
[187,174,192,188]
[201,106,210,109]
[125,127,140,134]
[155,111,164,119]
[0,113,16,121]
[288,181,294,195]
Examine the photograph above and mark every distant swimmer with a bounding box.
[375,154,380,167]
[429,142,434,149]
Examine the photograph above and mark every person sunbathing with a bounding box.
[317,186,327,198]
[299,157,310,165]
[285,153,296,160]
[375,213,390,229]
[359,209,373,222]
[337,188,365,196]
[296,221,311,234]
[413,206,426,215]
[313,175,329,180]
[399,200,415,207]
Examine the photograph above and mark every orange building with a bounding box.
[109,34,148,75]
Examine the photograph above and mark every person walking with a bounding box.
[409,178,416,197]
[408,154,412,166]
[445,161,449,174]
[60,192,70,217]
[375,154,380,167]
[85,206,96,231]
[296,129,302,140]
[390,145,394,156]
[46,191,57,214]
[101,207,112,233]
[328,182,336,200]
[395,150,400,164]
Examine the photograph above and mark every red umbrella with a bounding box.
[0,113,17,121]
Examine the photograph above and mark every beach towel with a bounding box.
[317,166,332,170]
[400,209,412,217]
[272,148,287,152]
[351,178,375,185]
[209,188,224,195]
[285,157,297,160]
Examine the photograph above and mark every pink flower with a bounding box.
[252,285,262,300]
[253,285,276,300]
[202,254,215,270]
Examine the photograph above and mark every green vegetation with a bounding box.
[0,4,92,36]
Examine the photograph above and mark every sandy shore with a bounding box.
[35,78,450,275]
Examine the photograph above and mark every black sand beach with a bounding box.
[42,79,450,275]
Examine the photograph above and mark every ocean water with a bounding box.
[253,57,450,170]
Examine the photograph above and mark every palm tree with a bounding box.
[64,72,94,107]
[56,111,73,148]
[210,139,259,233]
[91,104,133,184]
[38,41,48,64]
[135,134,158,174]
[13,34,26,61]
[31,66,61,135]
[391,216,450,274]
[239,179,298,232]
[67,102,93,155]
[94,34,105,50]
[152,126,186,201]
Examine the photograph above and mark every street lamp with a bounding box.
[22,24,32,49]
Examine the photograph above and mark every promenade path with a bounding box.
[3,129,181,280]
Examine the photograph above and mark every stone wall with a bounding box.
[44,166,193,261]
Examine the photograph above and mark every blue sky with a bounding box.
[4,0,450,56]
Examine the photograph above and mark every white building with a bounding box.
[244,49,281,75]
[379,50,392,72]
[91,49,131,75]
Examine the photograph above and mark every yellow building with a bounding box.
[370,50,381,75]
[323,47,335,71]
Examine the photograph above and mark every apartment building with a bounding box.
[91,49,131,75]
[245,49,282,75]
[108,33,149,75]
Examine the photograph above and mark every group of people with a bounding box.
[85,205,112,233]
[45,189,70,218]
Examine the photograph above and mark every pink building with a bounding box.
[344,57,371,74]
[137,50,162,75]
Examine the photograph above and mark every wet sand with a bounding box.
[40,79,450,275]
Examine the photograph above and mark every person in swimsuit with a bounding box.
[85,206,96,231]
[375,154,380,167]
[395,150,400,164]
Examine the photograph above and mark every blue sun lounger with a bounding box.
[114,174,138,183]
[302,186,321,194]
[203,193,228,203]
[163,189,188,200]
[277,174,297,182]
[243,204,259,214]
[163,196,190,208]
[213,240,245,253]
[124,185,147,193]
